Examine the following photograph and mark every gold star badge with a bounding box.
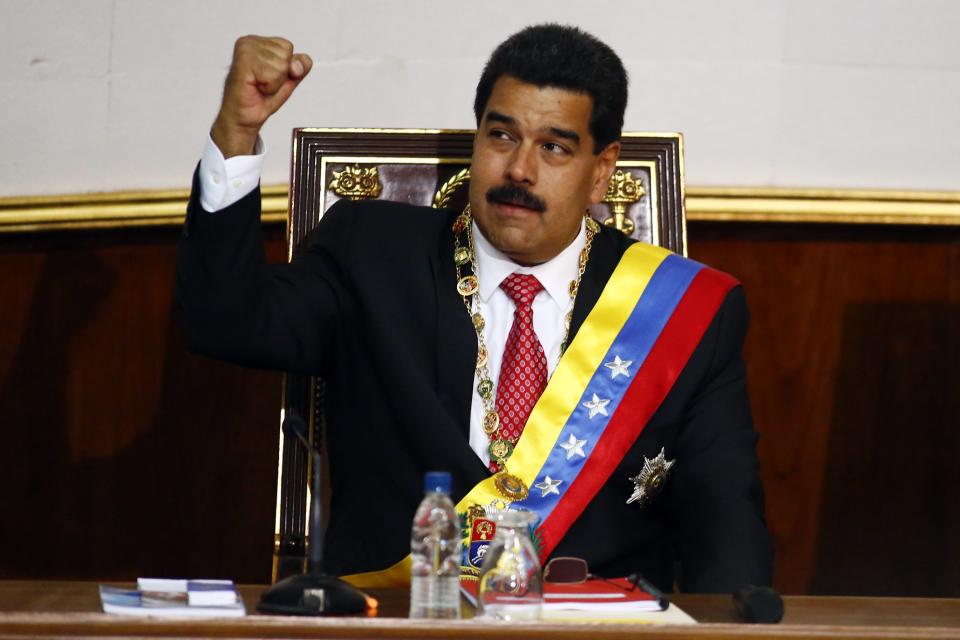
[627,447,675,505]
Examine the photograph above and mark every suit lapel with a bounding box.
[432,217,487,473]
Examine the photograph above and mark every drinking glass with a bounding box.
[476,510,543,620]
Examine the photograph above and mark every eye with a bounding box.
[542,142,570,155]
[488,128,513,142]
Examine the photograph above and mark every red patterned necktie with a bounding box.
[492,273,548,473]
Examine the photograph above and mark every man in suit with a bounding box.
[177,24,773,592]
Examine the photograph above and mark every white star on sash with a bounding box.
[559,434,587,460]
[582,393,610,419]
[604,355,633,379]
[534,476,562,497]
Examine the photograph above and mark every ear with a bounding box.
[588,141,621,204]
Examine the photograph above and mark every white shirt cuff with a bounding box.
[198,134,265,212]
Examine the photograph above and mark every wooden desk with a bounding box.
[0,581,958,639]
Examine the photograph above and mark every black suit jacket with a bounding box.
[176,178,773,592]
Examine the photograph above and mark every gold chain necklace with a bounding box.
[452,204,598,501]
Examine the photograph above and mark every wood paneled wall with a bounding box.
[1,220,957,595]
[689,223,960,596]
[0,227,285,583]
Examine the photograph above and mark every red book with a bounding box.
[461,577,662,612]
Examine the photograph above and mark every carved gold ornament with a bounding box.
[433,168,471,209]
[602,169,645,235]
[329,164,382,200]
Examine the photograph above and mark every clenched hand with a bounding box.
[211,36,313,158]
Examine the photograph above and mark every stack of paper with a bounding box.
[99,578,244,618]
[461,577,696,624]
[541,578,695,624]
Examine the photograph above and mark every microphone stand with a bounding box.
[258,415,368,615]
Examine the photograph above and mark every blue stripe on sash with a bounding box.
[514,254,703,517]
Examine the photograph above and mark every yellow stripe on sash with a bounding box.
[343,242,672,588]
[508,243,670,490]
[344,556,411,588]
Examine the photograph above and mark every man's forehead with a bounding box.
[481,76,594,138]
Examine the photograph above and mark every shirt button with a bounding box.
[211,174,221,184]
[232,179,242,189]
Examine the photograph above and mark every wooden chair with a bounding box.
[273,128,686,580]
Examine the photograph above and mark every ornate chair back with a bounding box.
[274,128,686,580]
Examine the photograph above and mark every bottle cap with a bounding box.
[424,471,451,493]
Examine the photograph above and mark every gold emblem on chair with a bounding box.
[602,169,645,235]
[433,168,471,209]
[329,164,382,200]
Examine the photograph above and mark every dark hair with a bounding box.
[473,24,628,153]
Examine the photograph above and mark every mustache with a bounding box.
[485,184,546,213]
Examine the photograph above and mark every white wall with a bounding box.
[1,0,958,197]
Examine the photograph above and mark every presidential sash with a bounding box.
[344,242,737,587]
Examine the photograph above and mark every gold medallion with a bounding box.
[472,312,485,332]
[454,246,471,265]
[488,439,513,461]
[452,213,470,235]
[457,275,479,297]
[476,345,488,368]
[482,410,500,434]
[477,378,493,399]
[493,472,529,501]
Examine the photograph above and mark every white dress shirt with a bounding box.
[468,219,585,466]
[198,136,584,466]
[198,135,264,212]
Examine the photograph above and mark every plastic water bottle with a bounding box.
[409,471,461,619]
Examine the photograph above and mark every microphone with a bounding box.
[626,573,669,610]
[257,414,369,615]
[733,585,784,623]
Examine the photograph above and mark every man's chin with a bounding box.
[485,229,545,265]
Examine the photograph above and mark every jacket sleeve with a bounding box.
[175,167,349,377]
[668,286,774,592]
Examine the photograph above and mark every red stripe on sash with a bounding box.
[536,268,738,556]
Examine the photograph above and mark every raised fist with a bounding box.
[211,35,313,158]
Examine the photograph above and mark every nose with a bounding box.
[504,143,538,185]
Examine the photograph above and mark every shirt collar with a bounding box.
[472,218,587,310]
